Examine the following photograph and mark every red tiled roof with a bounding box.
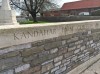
[61,0,100,10]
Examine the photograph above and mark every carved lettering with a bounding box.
[53,29,56,34]
[27,31,34,38]
[39,30,44,36]
[21,32,27,39]
[13,28,57,40]
[33,31,38,37]
[14,33,19,40]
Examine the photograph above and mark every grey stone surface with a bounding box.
[15,64,30,73]
[0,70,14,74]
[50,48,58,54]
[81,59,100,74]
[0,43,31,55]
[41,62,53,73]
[51,66,59,73]
[21,46,44,57]
[0,0,19,25]
[0,20,100,74]
[55,66,66,74]
[42,59,53,65]
[44,41,62,50]
[0,56,22,71]
[55,61,61,67]
[54,56,63,63]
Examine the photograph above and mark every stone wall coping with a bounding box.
[0,20,100,48]
[0,20,100,30]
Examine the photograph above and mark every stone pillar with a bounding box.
[0,0,19,25]
[1,0,11,10]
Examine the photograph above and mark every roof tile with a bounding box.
[61,0,100,10]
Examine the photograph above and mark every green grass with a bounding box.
[19,20,48,24]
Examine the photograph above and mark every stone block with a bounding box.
[67,37,78,43]
[84,38,89,42]
[33,71,41,74]
[21,46,44,57]
[38,50,49,58]
[32,65,41,73]
[78,54,85,59]
[58,46,67,55]
[88,36,93,41]
[55,66,66,74]
[87,42,90,45]
[41,62,53,73]
[83,55,90,62]
[90,40,93,44]
[44,41,62,50]
[90,43,96,48]
[50,48,58,54]
[55,61,61,67]
[31,55,50,66]
[87,48,95,53]
[23,54,38,62]
[42,59,53,65]
[61,35,73,40]
[0,51,20,59]
[64,51,73,58]
[62,59,70,64]
[47,53,58,60]
[51,66,59,73]
[0,56,22,71]
[71,56,77,62]
[54,56,63,63]
[64,61,70,66]
[15,64,30,73]
[0,43,31,55]
[77,45,81,49]
[0,70,14,74]
[88,31,91,35]
[97,43,100,46]
[45,38,56,44]
[68,46,76,52]
[68,43,75,47]
[74,49,80,54]
[44,72,49,74]
[18,65,41,74]
[75,40,83,45]
[81,46,86,51]
[62,40,66,45]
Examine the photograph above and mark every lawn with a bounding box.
[19,21,48,24]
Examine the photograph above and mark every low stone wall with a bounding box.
[0,20,100,74]
[37,16,100,22]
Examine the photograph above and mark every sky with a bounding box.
[0,0,80,15]
[0,0,80,7]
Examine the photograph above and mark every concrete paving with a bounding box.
[81,59,100,74]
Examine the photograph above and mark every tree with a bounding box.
[10,0,58,22]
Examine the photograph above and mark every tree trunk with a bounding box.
[30,13,38,23]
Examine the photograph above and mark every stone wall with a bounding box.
[0,20,100,74]
[37,16,100,22]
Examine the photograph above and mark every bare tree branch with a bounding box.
[11,0,59,22]
[11,0,27,11]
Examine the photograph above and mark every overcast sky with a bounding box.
[0,0,81,15]
[0,0,80,7]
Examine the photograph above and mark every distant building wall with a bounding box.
[43,7,100,17]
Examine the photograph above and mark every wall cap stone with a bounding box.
[0,20,100,48]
